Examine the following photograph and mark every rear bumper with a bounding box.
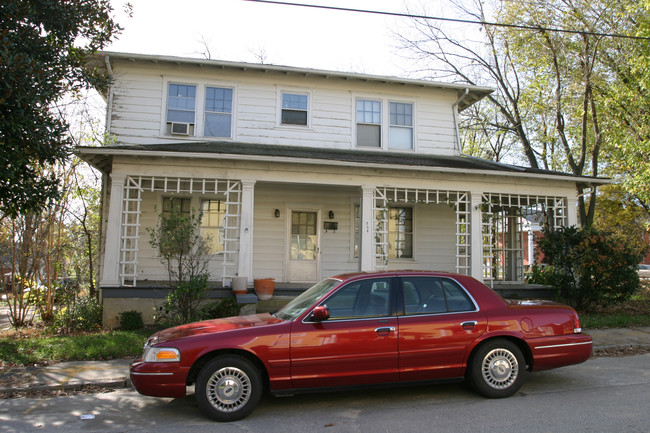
[130,359,190,398]
[528,333,593,371]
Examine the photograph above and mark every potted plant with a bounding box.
[253,278,275,300]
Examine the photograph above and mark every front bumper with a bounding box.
[130,358,190,398]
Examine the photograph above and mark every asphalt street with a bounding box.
[1,353,649,433]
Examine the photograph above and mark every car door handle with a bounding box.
[375,327,396,335]
[461,321,478,329]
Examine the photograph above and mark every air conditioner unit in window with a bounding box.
[170,122,191,135]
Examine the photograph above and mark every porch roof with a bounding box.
[76,141,610,185]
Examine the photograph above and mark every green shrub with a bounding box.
[200,296,242,320]
[536,226,644,311]
[55,295,103,333]
[119,310,144,330]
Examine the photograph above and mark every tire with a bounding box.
[468,339,527,398]
[195,355,263,422]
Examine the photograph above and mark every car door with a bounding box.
[397,276,487,382]
[290,277,399,389]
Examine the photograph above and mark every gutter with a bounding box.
[453,88,470,154]
[104,54,114,138]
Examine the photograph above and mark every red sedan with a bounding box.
[130,271,592,422]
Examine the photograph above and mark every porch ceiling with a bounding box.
[76,141,610,185]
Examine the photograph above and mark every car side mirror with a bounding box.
[311,305,330,322]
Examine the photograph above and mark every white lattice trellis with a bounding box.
[373,187,471,275]
[119,176,242,286]
[481,193,568,284]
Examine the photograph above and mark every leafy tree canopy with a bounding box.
[0,0,122,218]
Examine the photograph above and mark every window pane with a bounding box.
[390,102,412,126]
[387,207,413,258]
[357,124,380,147]
[162,197,191,217]
[167,109,195,123]
[281,110,307,125]
[167,84,196,123]
[205,113,232,137]
[201,199,225,254]
[324,278,391,319]
[356,99,381,124]
[282,93,308,109]
[389,126,413,149]
[205,87,232,113]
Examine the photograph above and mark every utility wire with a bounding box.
[243,0,650,41]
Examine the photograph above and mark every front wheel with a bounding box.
[469,339,527,398]
[195,355,263,422]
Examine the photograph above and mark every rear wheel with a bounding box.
[469,339,527,398]
[195,355,262,422]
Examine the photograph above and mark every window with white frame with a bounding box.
[385,207,413,258]
[353,203,360,258]
[281,92,308,125]
[162,196,191,217]
[356,99,381,147]
[389,102,413,149]
[201,199,225,254]
[166,84,196,135]
[204,87,233,138]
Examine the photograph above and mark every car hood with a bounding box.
[153,313,284,344]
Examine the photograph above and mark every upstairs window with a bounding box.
[356,99,381,147]
[389,102,413,149]
[281,92,308,125]
[167,84,196,135]
[204,87,233,138]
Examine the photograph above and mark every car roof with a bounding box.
[329,270,465,281]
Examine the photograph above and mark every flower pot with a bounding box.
[231,277,248,295]
[254,278,275,300]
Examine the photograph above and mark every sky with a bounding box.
[106,0,458,78]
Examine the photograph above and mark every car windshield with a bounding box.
[275,278,341,321]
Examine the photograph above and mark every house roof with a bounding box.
[76,141,610,186]
[93,51,493,112]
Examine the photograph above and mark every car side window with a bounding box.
[402,277,475,315]
[441,280,475,312]
[323,278,392,319]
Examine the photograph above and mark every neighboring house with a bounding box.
[77,52,607,327]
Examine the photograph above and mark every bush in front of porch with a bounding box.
[531,226,647,311]
[147,199,212,325]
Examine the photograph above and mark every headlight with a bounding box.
[142,346,181,363]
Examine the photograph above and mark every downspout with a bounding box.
[103,54,114,140]
[452,88,470,155]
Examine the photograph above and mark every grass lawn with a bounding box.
[0,328,155,367]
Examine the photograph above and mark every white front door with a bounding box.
[287,210,320,283]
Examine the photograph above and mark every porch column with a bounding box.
[359,186,375,272]
[567,196,579,227]
[470,191,484,281]
[238,180,256,284]
[100,174,125,287]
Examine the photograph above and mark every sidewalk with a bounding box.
[1,327,649,398]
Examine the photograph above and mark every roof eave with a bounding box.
[75,146,611,186]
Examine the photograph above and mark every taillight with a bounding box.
[573,310,582,334]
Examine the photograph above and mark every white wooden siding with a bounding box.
[107,59,460,155]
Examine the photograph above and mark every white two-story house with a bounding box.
[77,52,606,326]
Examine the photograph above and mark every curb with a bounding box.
[0,378,132,398]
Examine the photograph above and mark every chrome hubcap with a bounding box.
[481,348,519,390]
[206,367,251,413]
